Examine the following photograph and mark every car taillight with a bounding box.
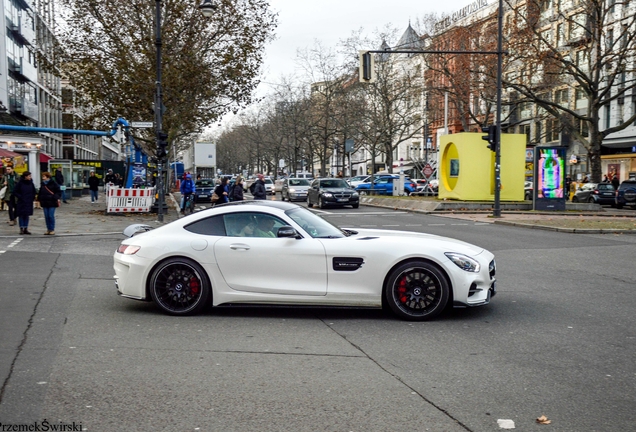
[117,245,141,255]
[593,189,599,194]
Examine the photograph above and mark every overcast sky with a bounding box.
[257,0,473,93]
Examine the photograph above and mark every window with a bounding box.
[223,212,286,238]
[555,89,569,107]
[520,124,531,144]
[605,105,611,129]
[556,23,566,46]
[575,87,588,109]
[546,118,559,142]
[185,215,226,236]
[535,121,543,143]
[569,14,586,40]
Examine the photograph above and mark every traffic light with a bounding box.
[481,125,497,152]
[157,132,168,159]
[359,51,376,83]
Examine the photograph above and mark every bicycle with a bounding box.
[183,193,196,215]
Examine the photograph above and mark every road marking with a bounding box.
[8,238,23,248]
[405,224,422,226]
[428,223,446,226]
[451,223,469,226]
[360,225,377,227]
[382,224,400,227]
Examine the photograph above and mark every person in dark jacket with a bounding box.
[611,174,620,190]
[212,177,230,206]
[231,177,245,201]
[88,171,100,203]
[1,164,19,225]
[55,167,68,203]
[37,171,61,235]
[12,171,37,235]
[252,174,267,200]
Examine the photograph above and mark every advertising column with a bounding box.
[534,146,566,211]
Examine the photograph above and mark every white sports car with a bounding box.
[114,201,496,320]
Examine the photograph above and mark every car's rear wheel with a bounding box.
[385,260,449,321]
[588,197,595,203]
[149,258,210,316]
[572,196,579,203]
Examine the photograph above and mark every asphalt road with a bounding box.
[1,206,635,431]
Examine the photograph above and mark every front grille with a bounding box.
[489,260,496,278]
[333,193,352,198]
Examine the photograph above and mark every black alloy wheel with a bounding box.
[149,258,210,315]
[385,261,449,321]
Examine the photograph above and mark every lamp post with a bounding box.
[155,0,216,222]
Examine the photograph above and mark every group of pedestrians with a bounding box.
[1,164,62,235]
[211,174,267,205]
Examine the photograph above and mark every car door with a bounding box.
[214,212,327,296]
[374,178,391,194]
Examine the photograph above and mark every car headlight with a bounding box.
[289,188,296,193]
[352,192,359,197]
[322,192,333,197]
[444,252,480,273]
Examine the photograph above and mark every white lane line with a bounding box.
[451,223,469,226]
[382,224,400,227]
[405,224,422,226]
[428,223,446,226]
[474,222,491,225]
[8,238,23,248]
[360,225,377,227]
[0,251,5,254]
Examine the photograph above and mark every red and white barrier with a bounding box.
[107,187,156,213]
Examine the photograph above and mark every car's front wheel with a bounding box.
[384,260,449,321]
[572,196,579,203]
[149,258,210,316]
[319,197,327,209]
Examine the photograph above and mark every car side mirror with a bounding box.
[277,226,300,238]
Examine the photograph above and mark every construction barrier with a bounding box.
[107,187,156,213]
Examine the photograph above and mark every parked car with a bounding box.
[615,180,636,209]
[572,182,616,205]
[307,178,359,208]
[347,175,371,188]
[194,178,215,203]
[264,177,275,195]
[524,181,533,201]
[114,201,496,320]
[412,179,439,196]
[281,178,311,202]
[355,175,418,196]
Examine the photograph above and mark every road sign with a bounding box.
[422,163,434,178]
[131,121,154,128]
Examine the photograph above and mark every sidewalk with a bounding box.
[0,192,180,237]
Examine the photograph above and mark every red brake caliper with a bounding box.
[189,277,200,296]
[398,277,408,303]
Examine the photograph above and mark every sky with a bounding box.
[257,0,473,94]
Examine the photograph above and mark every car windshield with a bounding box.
[265,178,273,184]
[288,179,310,186]
[597,184,614,190]
[320,179,349,188]
[286,207,345,238]
[349,176,367,182]
[196,179,214,187]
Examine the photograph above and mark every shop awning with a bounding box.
[39,152,54,163]
[0,148,23,158]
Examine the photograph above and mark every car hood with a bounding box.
[347,228,485,256]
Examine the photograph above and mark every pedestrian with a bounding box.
[252,174,267,200]
[611,174,620,190]
[114,173,123,187]
[55,167,68,203]
[231,177,245,201]
[212,177,229,206]
[337,171,344,178]
[1,164,19,225]
[179,173,195,213]
[12,171,37,235]
[88,171,100,203]
[37,172,61,235]
[602,174,609,183]
[104,169,116,193]
[582,175,589,183]
[565,175,572,201]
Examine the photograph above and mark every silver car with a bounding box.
[281,178,311,201]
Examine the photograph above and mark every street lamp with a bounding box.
[155,0,215,221]
[198,0,218,17]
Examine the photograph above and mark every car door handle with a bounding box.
[229,243,250,250]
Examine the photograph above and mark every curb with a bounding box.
[493,220,636,234]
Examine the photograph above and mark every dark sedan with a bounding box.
[572,182,615,205]
[194,178,215,203]
[307,178,359,209]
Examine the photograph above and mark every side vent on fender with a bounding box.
[356,237,378,240]
[333,257,365,271]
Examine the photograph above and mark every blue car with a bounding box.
[356,175,418,195]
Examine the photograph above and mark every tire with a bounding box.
[359,190,367,196]
[572,196,579,203]
[404,189,411,196]
[319,197,327,209]
[149,258,211,316]
[588,197,595,203]
[384,260,449,321]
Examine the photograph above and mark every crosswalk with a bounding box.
[0,237,23,254]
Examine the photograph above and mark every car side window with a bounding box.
[184,215,226,236]
[223,212,286,238]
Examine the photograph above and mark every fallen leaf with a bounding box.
[536,415,551,425]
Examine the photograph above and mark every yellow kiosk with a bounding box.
[439,132,526,201]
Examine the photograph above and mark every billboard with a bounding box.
[194,142,216,168]
[534,146,566,210]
